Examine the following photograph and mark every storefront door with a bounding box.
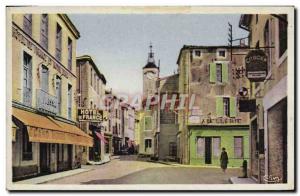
[40,143,50,174]
[205,137,212,164]
[67,144,72,169]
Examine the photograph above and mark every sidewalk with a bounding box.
[15,168,91,184]
[229,176,258,184]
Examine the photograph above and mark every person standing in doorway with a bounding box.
[220,147,228,173]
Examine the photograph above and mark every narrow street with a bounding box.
[45,155,240,184]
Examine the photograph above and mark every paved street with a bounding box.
[45,155,240,184]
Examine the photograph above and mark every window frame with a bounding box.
[40,14,49,50]
[67,37,73,70]
[55,23,62,61]
[23,14,32,36]
[216,63,223,83]
[223,97,230,117]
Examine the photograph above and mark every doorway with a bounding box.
[40,143,50,174]
[205,137,212,164]
[67,144,73,169]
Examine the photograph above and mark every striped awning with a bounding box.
[12,107,93,147]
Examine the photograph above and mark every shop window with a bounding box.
[212,137,221,156]
[144,116,152,131]
[145,139,152,150]
[23,14,32,36]
[22,127,32,160]
[234,136,243,158]
[55,23,62,61]
[40,14,48,50]
[196,137,205,157]
[68,38,72,70]
[278,15,288,57]
[169,142,177,157]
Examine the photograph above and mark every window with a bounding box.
[22,127,32,160]
[234,136,243,158]
[196,137,205,157]
[218,50,226,57]
[255,14,258,24]
[68,38,72,70]
[195,50,201,57]
[55,23,62,61]
[212,137,221,156]
[264,20,272,74]
[223,97,230,117]
[258,129,265,154]
[145,139,152,149]
[23,14,32,36]
[56,76,62,114]
[90,68,93,86]
[41,65,49,92]
[144,116,152,130]
[216,63,222,82]
[169,142,177,156]
[278,15,287,57]
[23,52,32,106]
[94,73,97,90]
[67,84,72,119]
[40,14,48,49]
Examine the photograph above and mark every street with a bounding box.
[45,155,240,184]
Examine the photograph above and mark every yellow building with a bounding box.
[10,13,93,181]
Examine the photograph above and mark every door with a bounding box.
[205,137,212,164]
[67,145,73,169]
[40,143,49,174]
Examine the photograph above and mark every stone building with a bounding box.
[120,103,136,153]
[10,13,93,181]
[76,55,111,164]
[239,14,289,183]
[138,44,159,156]
[177,45,250,167]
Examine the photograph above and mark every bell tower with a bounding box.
[143,43,159,97]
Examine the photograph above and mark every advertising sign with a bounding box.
[78,109,103,122]
[245,49,268,82]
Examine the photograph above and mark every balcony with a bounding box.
[36,89,58,115]
[23,87,32,107]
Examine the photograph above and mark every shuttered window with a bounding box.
[209,63,216,83]
[144,116,152,130]
[216,97,224,117]
[210,62,228,83]
[40,14,48,49]
[234,136,243,158]
[216,63,222,82]
[229,97,237,117]
[55,23,62,61]
[196,137,205,157]
[41,65,49,92]
[23,14,32,36]
[223,97,230,117]
[222,62,228,83]
[213,137,221,156]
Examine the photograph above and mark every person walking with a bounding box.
[220,147,228,173]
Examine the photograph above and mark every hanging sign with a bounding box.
[239,99,256,112]
[245,50,268,82]
[78,109,103,122]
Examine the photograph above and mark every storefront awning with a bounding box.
[12,107,93,147]
[95,131,108,144]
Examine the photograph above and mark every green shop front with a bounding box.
[189,124,249,167]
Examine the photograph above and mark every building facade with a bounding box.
[76,55,111,164]
[239,14,289,183]
[120,103,136,154]
[177,45,250,167]
[11,14,93,181]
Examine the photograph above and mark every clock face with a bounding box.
[145,71,156,80]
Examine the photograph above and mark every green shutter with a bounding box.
[216,97,224,117]
[222,62,228,83]
[230,97,237,117]
[209,63,216,83]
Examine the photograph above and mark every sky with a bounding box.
[69,14,249,95]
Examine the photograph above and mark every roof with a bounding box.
[143,62,158,69]
[176,45,249,64]
[77,55,107,84]
[58,14,80,39]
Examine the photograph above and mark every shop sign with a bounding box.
[78,109,103,122]
[201,117,242,125]
[239,99,256,112]
[36,89,58,115]
[245,50,267,82]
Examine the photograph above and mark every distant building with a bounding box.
[76,55,111,164]
[239,14,288,183]
[11,14,92,181]
[177,45,250,167]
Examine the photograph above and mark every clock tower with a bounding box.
[143,43,159,97]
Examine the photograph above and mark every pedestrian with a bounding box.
[220,147,228,173]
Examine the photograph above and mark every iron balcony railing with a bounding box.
[36,89,58,115]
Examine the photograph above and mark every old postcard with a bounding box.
[6,6,295,191]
